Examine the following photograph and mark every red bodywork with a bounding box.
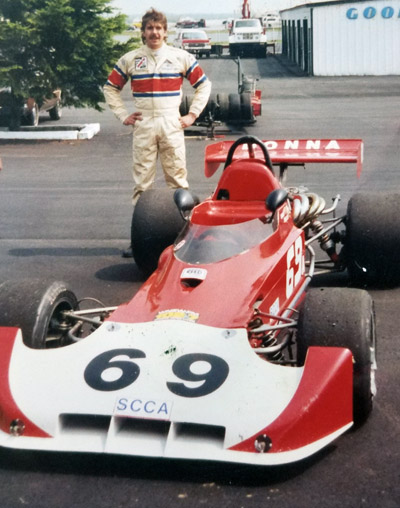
[111,139,363,333]
[0,139,362,462]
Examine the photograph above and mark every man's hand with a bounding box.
[123,111,143,126]
[179,112,197,129]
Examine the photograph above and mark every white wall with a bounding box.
[313,1,400,75]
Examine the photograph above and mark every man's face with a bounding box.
[143,21,166,50]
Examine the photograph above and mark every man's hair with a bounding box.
[141,8,168,43]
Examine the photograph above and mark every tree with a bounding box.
[0,0,138,128]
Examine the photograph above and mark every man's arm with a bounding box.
[183,55,212,125]
[103,59,131,124]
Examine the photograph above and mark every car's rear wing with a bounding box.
[205,139,363,178]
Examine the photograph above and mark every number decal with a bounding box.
[286,236,305,298]
[84,348,146,392]
[166,353,229,398]
[84,350,229,397]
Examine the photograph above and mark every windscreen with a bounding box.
[174,218,274,264]
[235,20,260,28]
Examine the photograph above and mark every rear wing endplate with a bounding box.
[205,139,364,178]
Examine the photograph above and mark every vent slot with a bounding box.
[59,414,111,435]
[171,422,225,450]
[114,417,170,438]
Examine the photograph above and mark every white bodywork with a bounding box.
[1,321,352,465]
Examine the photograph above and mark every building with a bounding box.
[280,0,400,75]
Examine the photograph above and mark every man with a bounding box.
[103,8,211,257]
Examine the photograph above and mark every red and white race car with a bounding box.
[0,136,398,466]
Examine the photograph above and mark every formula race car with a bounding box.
[0,136,399,466]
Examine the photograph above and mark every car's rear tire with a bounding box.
[131,189,185,276]
[297,287,376,425]
[346,192,400,287]
[0,279,78,349]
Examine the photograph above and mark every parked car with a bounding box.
[173,29,211,58]
[0,88,62,129]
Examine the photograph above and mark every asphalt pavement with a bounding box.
[0,54,399,508]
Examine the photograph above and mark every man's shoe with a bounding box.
[122,244,133,258]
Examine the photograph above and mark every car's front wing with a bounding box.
[0,320,353,465]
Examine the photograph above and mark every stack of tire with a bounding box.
[180,92,255,125]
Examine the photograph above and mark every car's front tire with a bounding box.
[297,287,376,425]
[0,279,78,348]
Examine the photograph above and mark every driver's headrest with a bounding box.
[212,159,280,201]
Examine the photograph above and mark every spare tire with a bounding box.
[228,93,241,122]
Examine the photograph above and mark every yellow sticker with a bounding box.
[155,309,199,323]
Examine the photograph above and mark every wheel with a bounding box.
[223,135,274,174]
[206,93,218,119]
[0,279,78,349]
[131,189,186,276]
[297,287,377,425]
[49,103,62,120]
[23,103,39,126]
[228,93,241,122]
[240,93,254,123]
[258,45,267,58]
[345,192,400,286]
[179,95,191,117]
[217,93,229,121]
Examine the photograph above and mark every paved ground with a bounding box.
[0,54,399,508]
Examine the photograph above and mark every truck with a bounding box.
[228,18,267,58]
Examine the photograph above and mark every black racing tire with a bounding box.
[179,95,191,117]
[208,93,219,119]
[0,279,78,349]
[345,192,400,287]
[217,93,230,121]
[297,287,376,426]
[240,92,254,123]
[228,93,241,122]
[131,189,186,276]
[49,103,62,120]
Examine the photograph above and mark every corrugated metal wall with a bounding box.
[313,1,400,75]
[281,0,400,76]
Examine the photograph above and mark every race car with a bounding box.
[0,136,398,466]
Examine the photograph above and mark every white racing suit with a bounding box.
[104,43,211,203]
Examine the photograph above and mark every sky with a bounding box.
[110,0,294,17]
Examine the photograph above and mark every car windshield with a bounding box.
[235,20,260,28]
[182,31,207,39]
[174,218,274,264]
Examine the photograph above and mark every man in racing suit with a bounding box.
[103,8,211,256]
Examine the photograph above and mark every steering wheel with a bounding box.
[223,135,274,175]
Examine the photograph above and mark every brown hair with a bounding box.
[141,8,168,43]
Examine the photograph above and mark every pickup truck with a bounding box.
[228,18,267,57]
[173,29,211,58]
